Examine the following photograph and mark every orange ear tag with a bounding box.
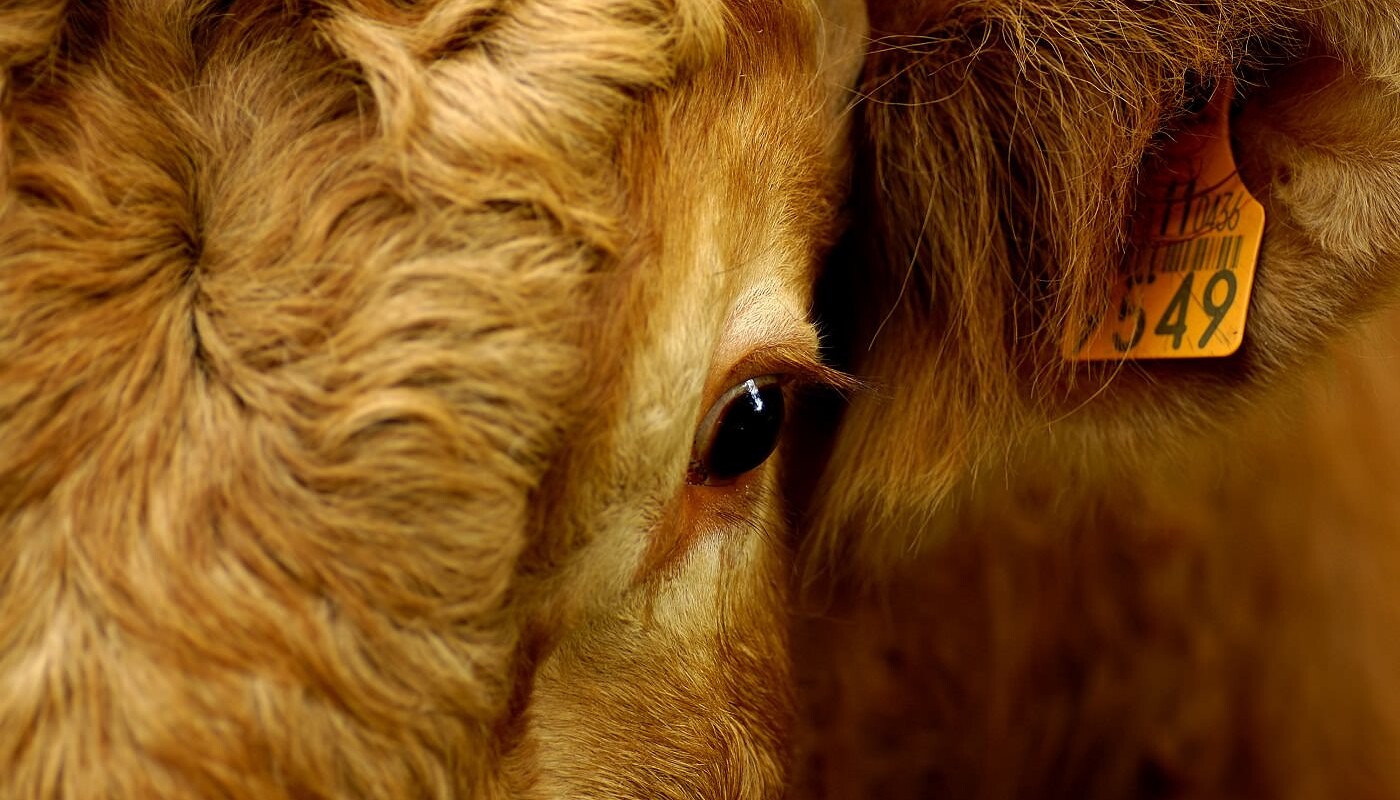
[1065,76,1265,360]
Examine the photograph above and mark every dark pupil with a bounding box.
[705,380,786,481]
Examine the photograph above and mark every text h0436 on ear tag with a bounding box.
[1065,76,1266,361]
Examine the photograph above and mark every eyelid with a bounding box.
[716,343,863,401]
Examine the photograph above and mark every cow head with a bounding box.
[792,3,1400,796]
[0,1,864,797]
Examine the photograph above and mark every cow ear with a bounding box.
[805,1,1400,574]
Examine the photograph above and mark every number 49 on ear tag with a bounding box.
[1065,76,1265,361]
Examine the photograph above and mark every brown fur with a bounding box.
[0,1,864,797]
[798,2,1400,798]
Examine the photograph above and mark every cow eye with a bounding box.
[690,376,786,485]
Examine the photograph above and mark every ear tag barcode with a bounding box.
[1065,76,1265,360]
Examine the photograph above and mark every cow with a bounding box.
[7,0,1400,797]
[0,0,865,797]
[794,1,1400,798]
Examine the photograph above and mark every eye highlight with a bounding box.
[689,376,786,486]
